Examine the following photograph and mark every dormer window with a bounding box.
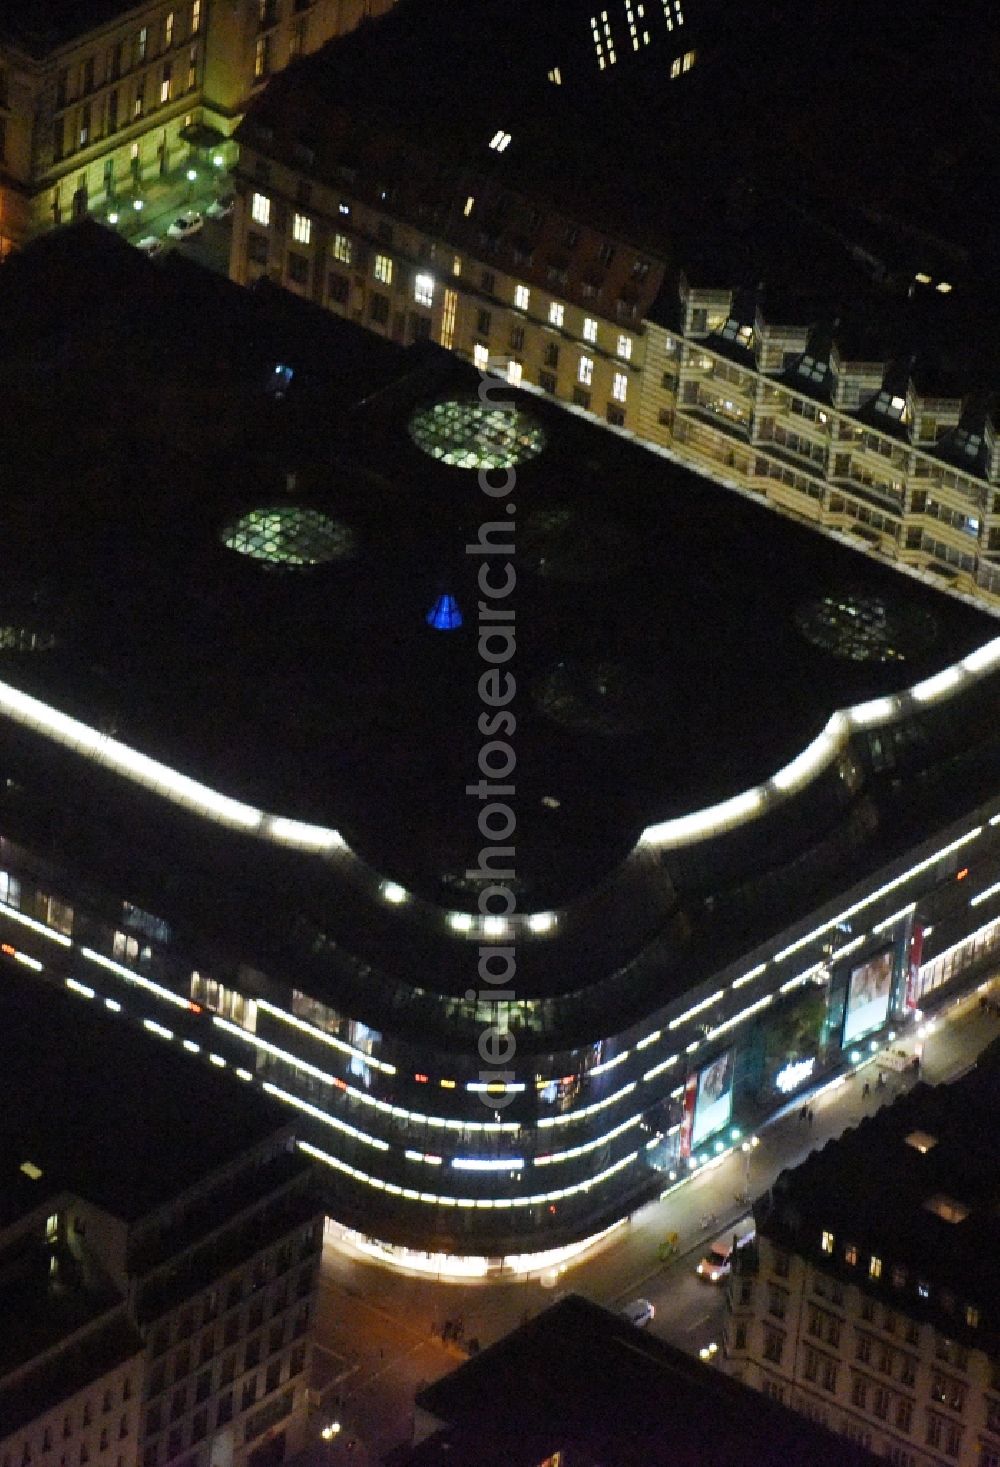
[799,354,827,383]
[874,391,907,421]
[721,319,753,348]
[953,428,982,457]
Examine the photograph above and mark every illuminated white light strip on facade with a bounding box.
[81,946,195,1010]
[668,989,724,1029]
[13,950,43,971]
[263,1081,390,1151]
[2,632,999,926]
[588,1048,631,1076]
[732,963,767,989]
[829,935,865,961]
[871,903,916,934]
[214,1017,518,1131]
[535,1114,641,1165]
[467,1080,526,1094]
[453,1156,525,1172]
[537,1080,636,1127]
[299,1139,640,1208]
[642,1053,679,1083]
[779,962,825,995]
[255,997,397,1075]
[0,901,73,946]
[405,1149,442,1165]
[66,977,95,998]
[920,913,1000,973]
[704,993,774,1042]
[640,640,1000,853]
[971,879,1000,908]
[143,1018,173,1040]
[636,1029,661,1050]
[773,828,982,964]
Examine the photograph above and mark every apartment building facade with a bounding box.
[0,973,325,1467]
[0,0,395,254]
[724,1056,1000,1467]
[227,0,1000,612]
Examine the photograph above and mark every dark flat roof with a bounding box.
[408,1295,879,1467]
[0,0,142,52]
[0,966,290,1229]
[0,226,998,1029]
[758,1040,1000,1350]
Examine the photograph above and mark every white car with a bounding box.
[167,211,203,240]
[206,193,235,220]
[620,1297,655,1329]
[696,1244,733,1283]
[135,235,164,258]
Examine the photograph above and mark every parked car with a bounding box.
[134,235,164,258]
[620,1297,655,1329]
[166,210,203,240]
[206,193,235,220]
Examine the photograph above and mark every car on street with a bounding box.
[620,1297,655,1329]
[134,235,165,258]
[206,193,235,220]
[696,1244,733,1283]
[167,211,203,240]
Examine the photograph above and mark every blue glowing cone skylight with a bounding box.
[426,594,463,631]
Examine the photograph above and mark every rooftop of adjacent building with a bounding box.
[404,1293,879,1466]
[0,963,292,1231]
[0,1301,140,1442]
[0,0,144,55]
[756,1038,1000,1351]
[237,0,1000,400]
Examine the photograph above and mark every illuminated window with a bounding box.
[414,273,434,306]
[464,195,475,217]
[488,129,512,153]
[583,316,598,344]
[452,254,462,276]
[821,1230,834,1254]
[373,253,392,284]
[683,48,696,70]
[966,1304,979,1328]
[617,333,633,360]
[251,192,270,226]
[612,371,628,403]
[187,45,197,89]
[332,233,351,264]
[547,67,562,84]
[191,0,201,32]
[137,26,147,60]
[253,34,271,79]
[670,55,681,77]
[46,1213,58,1242]
[292,212,311,244]
[870,1255,883,1279]
[578,354,594,386]
[159,63,171,103]
[439,288,458,350]
[165,11,174,46]
[507,360,523,386]
[845,1244,858,1266]
[473,343,489,372]
[409,398,545,470]
[514,283,530,311]
[549,301,565,328]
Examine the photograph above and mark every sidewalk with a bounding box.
[101,160,230,242]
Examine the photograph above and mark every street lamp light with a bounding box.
[320,1423,341,1442]
[132,198,144,212]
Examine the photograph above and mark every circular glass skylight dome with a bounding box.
[408,398,545,470]
[795,593,938,663]
[221,507,356,568]
[533,658,636,737]
[521,506,637,582]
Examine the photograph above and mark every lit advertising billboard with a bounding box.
[690,1049,734,1150]
[843,948,895,1046]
